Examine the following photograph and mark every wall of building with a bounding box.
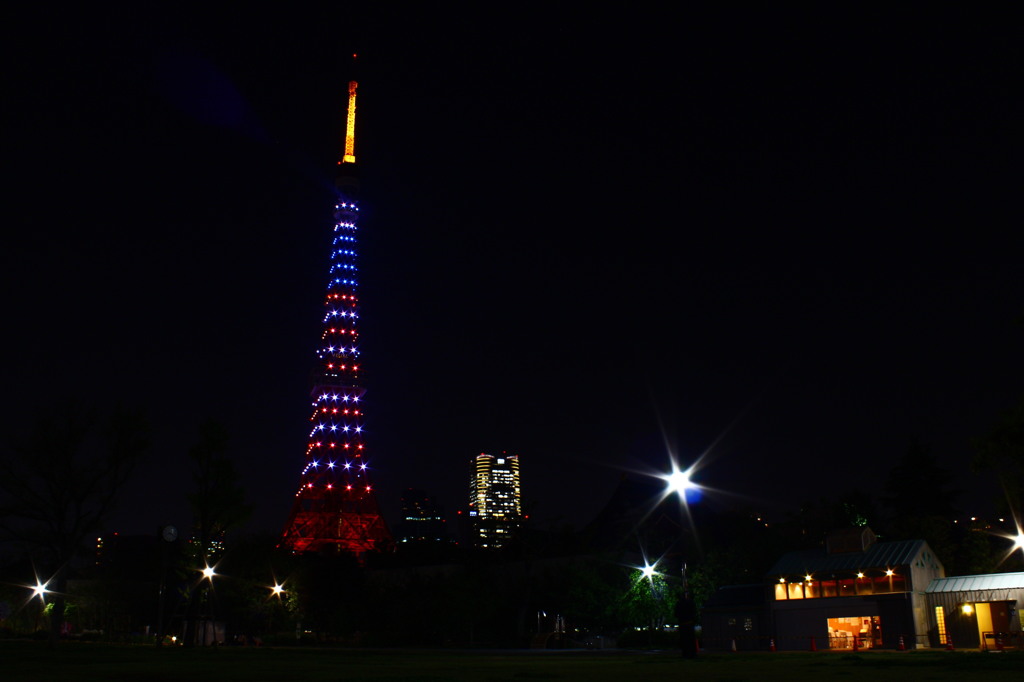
[907,550,945,648]
[771,593,915,650]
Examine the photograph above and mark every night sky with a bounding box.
[5,6,1022,539]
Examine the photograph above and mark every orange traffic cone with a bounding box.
[945,637,954,651]
[769,637,777,652]
[809,636,817,652]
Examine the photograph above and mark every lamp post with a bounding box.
[663,465,698,658]
[156,524,177,646]
[199,564,217,646]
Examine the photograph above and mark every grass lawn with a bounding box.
[2,642,1022,682]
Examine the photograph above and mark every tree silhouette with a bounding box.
[0,406,149,647]
[878,439,961,569]
[182,419,252,645]
[974,397,1024,519]
[882,438,960,521]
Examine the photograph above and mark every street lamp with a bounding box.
[662,464,701,504]
[662,463,700,658]
[31,580,49,602]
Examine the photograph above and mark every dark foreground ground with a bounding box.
[2,642,1022,682]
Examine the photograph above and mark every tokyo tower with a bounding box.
[281,77,392,555]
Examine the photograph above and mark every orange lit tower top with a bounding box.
[342,80,357,164]
[281,67,392,556]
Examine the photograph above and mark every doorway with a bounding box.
[975,601,1012,650]
[827,616,881,649]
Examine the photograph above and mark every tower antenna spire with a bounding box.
[341,53,358,165]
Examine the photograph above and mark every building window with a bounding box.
[935,606,947,645]
[828,616,881,649]
[788,582,805,600]
[774,582,787,600]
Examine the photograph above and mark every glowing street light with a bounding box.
[664,467,694,496]
[641,561,658,581]
[270,583,285,597]
[661,462,703,506]
[31,580,49,601]
[661,460,700,659]
[991,520,1024,561]
[201,565,216,580]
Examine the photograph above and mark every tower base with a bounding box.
[282,493,392,556]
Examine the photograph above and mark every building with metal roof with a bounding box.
[924,572,1024,650]
[765,528,944,650]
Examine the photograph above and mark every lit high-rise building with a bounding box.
[468,452,522,549]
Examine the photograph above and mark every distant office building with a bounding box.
[468,452,522,549]
[395,488,449,544]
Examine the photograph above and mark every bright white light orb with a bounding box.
[665,468,694,495]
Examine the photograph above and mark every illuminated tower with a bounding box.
[281,78,392,555]
[468,452,522,549]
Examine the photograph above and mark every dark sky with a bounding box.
[4,6,1022,539]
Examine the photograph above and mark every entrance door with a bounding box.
[977,602,1012,650]
[975,603,993,650]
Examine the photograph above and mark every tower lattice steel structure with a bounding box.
[281,79,392,555]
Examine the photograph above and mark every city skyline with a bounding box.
[5,7,1022,541]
